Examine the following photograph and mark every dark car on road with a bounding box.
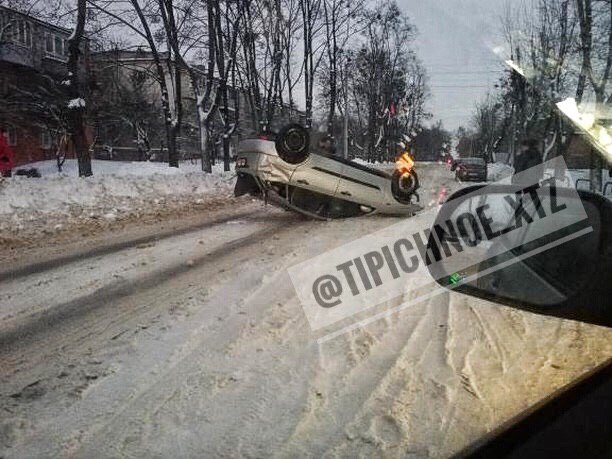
[452,157,487,182]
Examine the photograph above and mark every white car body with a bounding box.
[234,139,421,218]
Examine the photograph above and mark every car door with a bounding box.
[289,154,342,198]
[336,163,386,208]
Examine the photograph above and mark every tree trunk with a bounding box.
[575,0,592,105]
[132,0,178,169]
[199,117,211,173]
[223,136,231,172]
[168,63,182,168]
[67,0,92,177]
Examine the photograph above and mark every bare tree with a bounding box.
[576,0,612,190]
[349,1,424,161]
[66,0,92,176]
[210,0,240,171]
[196,0,218,173]
[237,0,300,132]
[88,0,183,167]
[321,0,363,134]
[472,95,504,162]
[496,0,610,189]
[300,0,323,128]
[91,51,164,161]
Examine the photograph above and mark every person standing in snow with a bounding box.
[0,130,15,178]
[512,138,542,185]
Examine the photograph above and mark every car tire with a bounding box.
[275,124,310,164]
[392,169,419,204]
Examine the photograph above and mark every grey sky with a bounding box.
[399,0,510,131]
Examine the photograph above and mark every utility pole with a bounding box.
[343,96,349,159]
[343,56,350,159]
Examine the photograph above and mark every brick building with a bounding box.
[0,6,89,166]
[0,6,303,167]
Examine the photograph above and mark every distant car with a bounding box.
[234,124,422,219]
[452,157,487,182]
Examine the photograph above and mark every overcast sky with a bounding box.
[398,0,511,131]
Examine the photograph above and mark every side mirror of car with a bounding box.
[425,184,611,327]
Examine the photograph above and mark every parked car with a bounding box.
[234,124,422,219]
[452,157,487,182]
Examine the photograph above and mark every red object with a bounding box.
[390,103,396,116]
[0,133,15,176]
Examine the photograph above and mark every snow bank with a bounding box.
[486,163,610,189]
[351,158,394,168]
[0,160,236,232]
[20,159,225,177]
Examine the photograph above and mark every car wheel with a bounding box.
[275,124,310,164]
[392,169,419,204]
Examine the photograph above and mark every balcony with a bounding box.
[0,42,34,68]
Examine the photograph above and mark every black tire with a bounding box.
[275,124,310,164]
[392,169,419,204]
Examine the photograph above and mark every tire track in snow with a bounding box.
[467,305,509,374]
[0,225,281,354]
[1,214,314,457]
[60,230,316,457]
[325,297,456,457]
[278,299,437,455]
[0,207,264,283]
[0,214,304,367]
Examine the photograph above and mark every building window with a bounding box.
[13,20,32,47]
[44,32,68,57]
[46,33,54,53]
[3,127,17,146]
[41,129,52,149]
[54,35,63,55]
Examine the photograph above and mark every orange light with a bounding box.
[395,152,415,174]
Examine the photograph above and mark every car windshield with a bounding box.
[0,0,610,457]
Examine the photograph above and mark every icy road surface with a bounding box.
[1,163,610,457]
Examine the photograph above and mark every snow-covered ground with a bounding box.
[1,160,236,246]
[0,159,441,245]
[17,158,222,177]
[1,162,610,457]
[3,159,233,216]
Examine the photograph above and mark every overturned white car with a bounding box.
[234,125,422,219]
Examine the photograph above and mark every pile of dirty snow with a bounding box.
[0,160,236,241]
[16,158,224,177]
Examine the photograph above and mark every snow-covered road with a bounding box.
[1,163,610,458]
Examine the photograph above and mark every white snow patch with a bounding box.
[487,162,514,181]
[0,160,236,228]
[67,98,86,108]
